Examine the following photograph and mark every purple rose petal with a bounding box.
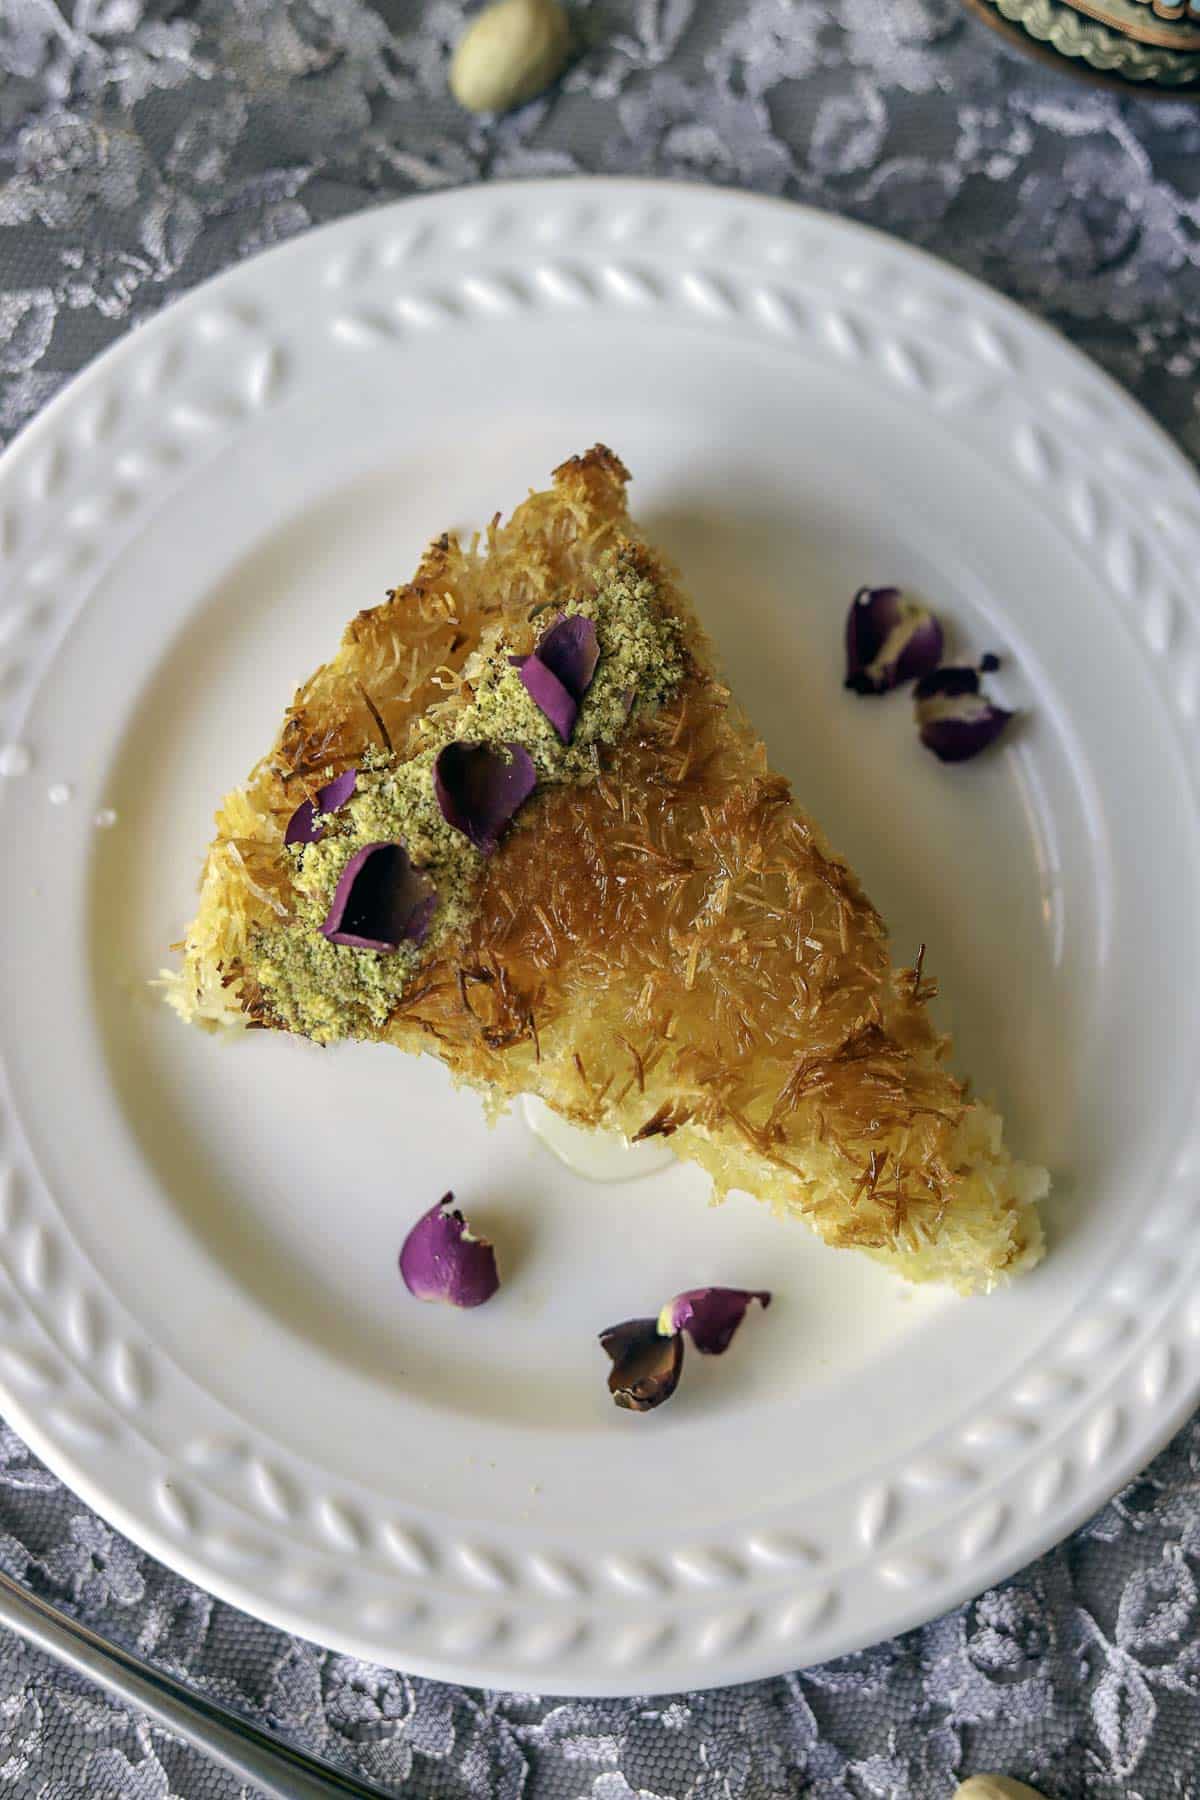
[316,767,358,815]
[657,1287,771,1355]
[915,664,1013,764]
[434,741,537,854]
[519,656,578,743]
[285,767,358,846]
[845,588,944,695]
[518,614,600,743]
[399,1194,500,1308]
[286,803,321,847]
[536,615,600,697]
[321,841,436,950]
[599,1317,684,1413]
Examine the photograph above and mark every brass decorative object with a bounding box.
[962,0,1200,87]
[1064,0,1200,47]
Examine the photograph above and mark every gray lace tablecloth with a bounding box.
[3,2,1200,1794]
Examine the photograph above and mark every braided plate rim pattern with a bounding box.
[991,0,1200,80]
[1,181,1200,1693]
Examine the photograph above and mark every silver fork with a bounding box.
[0,1564,400,1799]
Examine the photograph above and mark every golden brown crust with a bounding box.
[382,659,964,1255]
[552,443,632,491]
[171,448,1046,1291]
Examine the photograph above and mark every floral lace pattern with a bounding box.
[4,1,1200,1793]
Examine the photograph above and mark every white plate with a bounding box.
[1,180,1199,1697]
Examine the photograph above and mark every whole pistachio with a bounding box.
[954,1778,1048,1800]
[449,0,570,114]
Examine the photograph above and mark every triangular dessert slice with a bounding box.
[170,448,1046,1292]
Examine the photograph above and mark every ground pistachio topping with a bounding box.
[250,546,685,1042]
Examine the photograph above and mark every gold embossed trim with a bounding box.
[1064,0,1200,48]
[966,0,1200,83]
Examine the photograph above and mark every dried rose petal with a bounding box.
[536,614,599,697]
[599,1317,684,1413]
[399,1194,499,1308]
[434,741,537,854]
[915,664,1012,764]
[321,841,436,950]
[286,803,320,847]
[284,767,358,846]
[845,588,944,695]
[657,1287,771,1355]
[517,614,600,743]
[519,655,577,743]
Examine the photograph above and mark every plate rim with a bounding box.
[2,175,1200,1693]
